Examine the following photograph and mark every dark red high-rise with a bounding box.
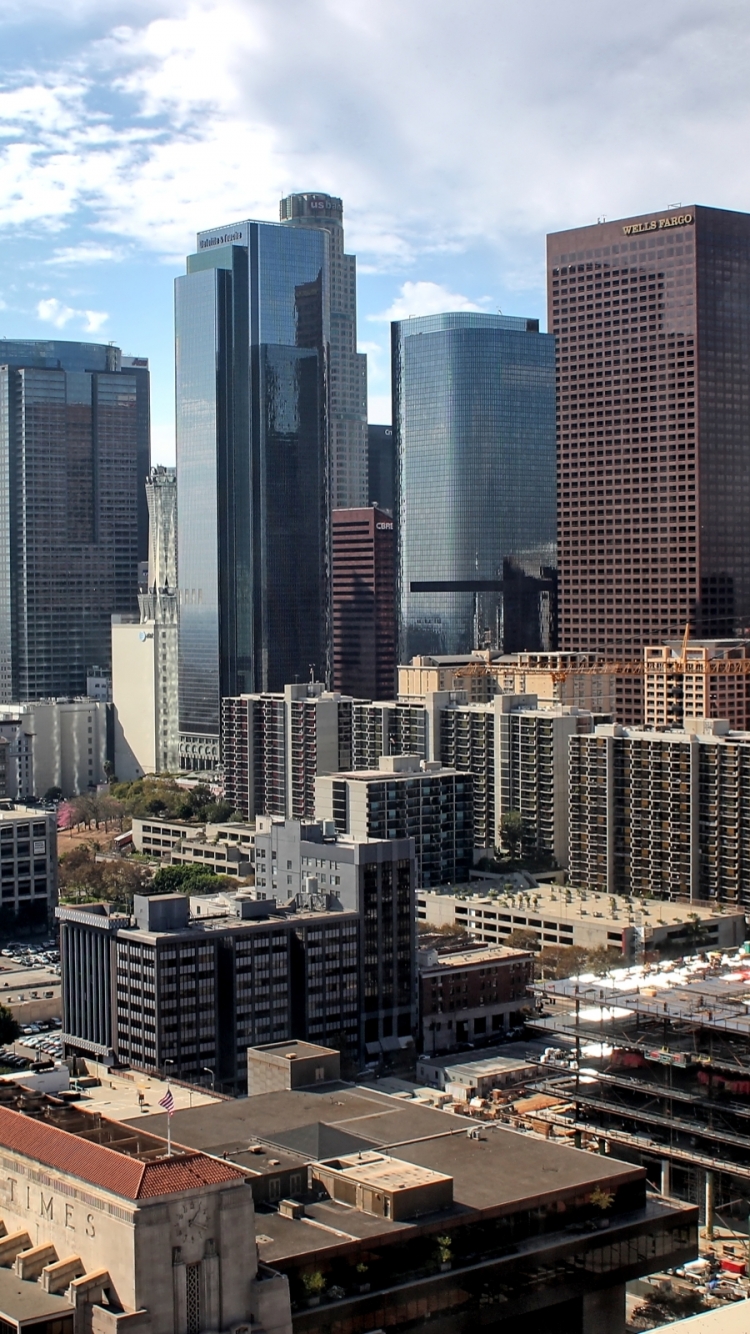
[332,506,396,700]
[548,205,750,722]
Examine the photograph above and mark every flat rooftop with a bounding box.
[250,1040,339,1061]
[325,1150,451,1194]
[419,881,743,928]
[130,1083,642,1232]
[421,946,531,970]
[0,1266,72,1324]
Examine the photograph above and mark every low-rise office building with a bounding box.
[417,881,745,960]
[60,826,415,1080]
[315,754,473,887]
[132,1062,698,1334]
[417,942,533,1052]
[0,1082,292,1334]
[254,818,416,1057]
[0,801,57,927]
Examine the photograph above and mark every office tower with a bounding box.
[569,717,750,902]
[549,206,750,723]
[113,466,179,778]
[0,803,56,927]
[644,638,750,730]
[254,819,416,1054]
[280,192,368,509]
[316,756,473,888]
[368,423,395,514]
[0,340,149,702]
[176,219,331,770]
[392,313,556,662]
[332,506,396,699]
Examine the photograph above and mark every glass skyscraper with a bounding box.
[0,339,150,702]
[279,193,368,510]
[175,219,330,767]
[392,313,556,661]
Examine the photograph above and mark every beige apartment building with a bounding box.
[398,651,616,713]
[644,639,750,730]
[569,718,750,903]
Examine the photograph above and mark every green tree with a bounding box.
[0,1003,19,1045]
[506,928,539,952]
[151,864,230,895]
[499,810,525,862]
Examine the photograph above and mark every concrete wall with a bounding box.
[112,617,157,781]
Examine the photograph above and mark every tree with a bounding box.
[43,787,63,804]
[0,1003,19,1045]
[499,810,525,863]
[507,928,539,952]
[151,864,230,895]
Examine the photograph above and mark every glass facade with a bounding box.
[176,221,330,744]
[0,341,149,702]
[392,313,556,660]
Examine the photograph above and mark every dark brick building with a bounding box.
[418,942,533,1053]
[332,505,396,700]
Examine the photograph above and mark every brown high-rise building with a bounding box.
[548,206,750,722]
[332,506,396,699]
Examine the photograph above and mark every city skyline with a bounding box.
[2,2,750,456]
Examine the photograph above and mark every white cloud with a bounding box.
[371,281,491,323]
[45,242,124,265]
[36,296,108,331]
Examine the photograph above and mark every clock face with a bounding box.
[174,1198,209,1244]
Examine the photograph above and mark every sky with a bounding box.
[2,0,750,460]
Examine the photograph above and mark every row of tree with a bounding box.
[58,846,234,911]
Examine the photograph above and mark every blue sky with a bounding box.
[2,0,750,461]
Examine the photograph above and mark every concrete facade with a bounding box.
[315,755,473,888]
[0,1092,292,1334]
[0,701,109,799]
[417,880,745,960]
[569,718,750,902]
[0,803,57,927]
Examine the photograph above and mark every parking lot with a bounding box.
[0,940,61,1024]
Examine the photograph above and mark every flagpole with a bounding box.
[167,1083,171,1157]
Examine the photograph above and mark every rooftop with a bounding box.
[251,1040,340,1061]
[533,951,750,1041]
[419,881,743,928]
[420,945,532,971]
[0,1094,243,1201]
[130,1082,641,1227]
[323,1150,452,1195]
[0,1266,72,1325]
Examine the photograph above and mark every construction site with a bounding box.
[526,951,750,1244]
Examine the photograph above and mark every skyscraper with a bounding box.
[549,205,750,722]
[332,505,396,699]
[175,218,330,769]
[0,340,150,702]
[392,313,557,662]
[112,466,179,777]
[368,423,395,515]
[280,192,368,510]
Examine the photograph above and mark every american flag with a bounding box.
[159,1087,176,1117]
